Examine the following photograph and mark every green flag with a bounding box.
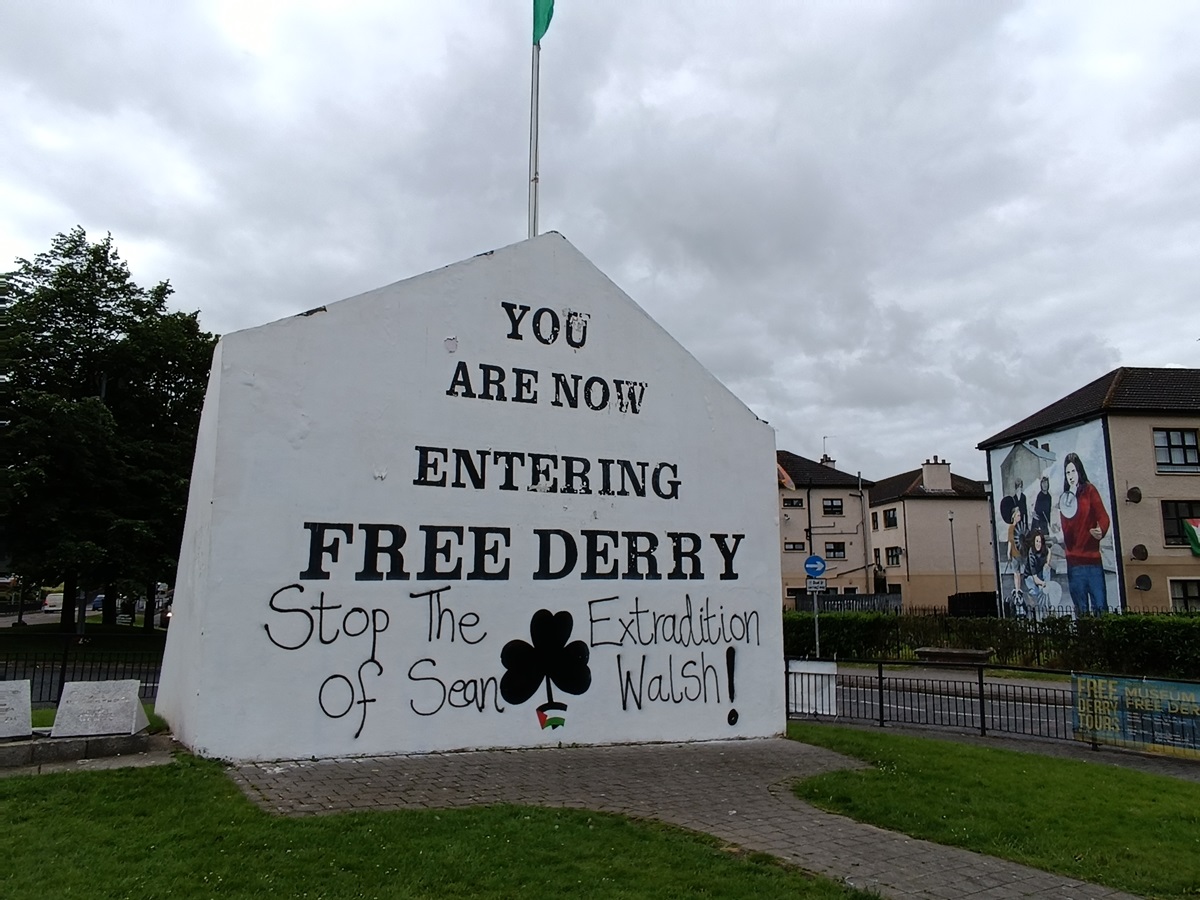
[534,0,554,44]
[1186,518,1200,557]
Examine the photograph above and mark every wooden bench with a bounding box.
[914,647,993,665]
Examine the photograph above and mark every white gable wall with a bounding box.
[158,233,783,761]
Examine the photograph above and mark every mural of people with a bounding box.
[1023,529,1060,617]
[1033,476,1053,537]
[1005,505,1030,570]
[1058,452,1111,616]
[1000,479,1028,531]
[989,422,1121,619]
[1000,500,1030,611]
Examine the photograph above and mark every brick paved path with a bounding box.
[230,739,1137,899]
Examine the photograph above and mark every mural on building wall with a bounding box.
[988,419,1121,616]
[156,235,783,761]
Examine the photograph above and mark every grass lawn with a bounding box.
[29,704,168,733]
[789,722,1200,899]
[3,755,874,900]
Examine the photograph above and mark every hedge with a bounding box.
[782,611,1200,680]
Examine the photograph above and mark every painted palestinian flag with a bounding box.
[537,701,568,729]
[1186,518,1200,557]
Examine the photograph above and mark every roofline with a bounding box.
[977,406,1200,451]
[978,366,1200,449]
[978,414,1097,450]
[869,491,988,507]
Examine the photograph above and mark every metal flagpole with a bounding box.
[528,41,541,239]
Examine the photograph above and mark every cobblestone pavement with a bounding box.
[229,738,1139,899]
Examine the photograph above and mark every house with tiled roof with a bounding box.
[776,451,873,605]
[868,457,996,608]
[978,367,1200,615]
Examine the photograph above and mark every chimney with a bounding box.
[819,453,836,468]
[922,455,952,491]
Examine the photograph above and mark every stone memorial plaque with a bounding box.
[0,681,32,740]
[51,680,150,737]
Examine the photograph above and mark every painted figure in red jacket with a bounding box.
[1058,452,1111,615]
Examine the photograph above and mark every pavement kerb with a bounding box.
[0,732,180,777]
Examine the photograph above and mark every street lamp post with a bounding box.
[948,510,959,595]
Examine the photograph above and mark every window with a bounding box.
[886,546,901,566]
[871,512,878,530]
[783,541,806,552]
[1155,429,1200,473]
[883,508,898,528]
[825,542,846,559]
[823,498,843,516]
[1162,500,1200,545]
[873,548,881,566]
[782,497,804,508]
[843,586,858,595]
[1171,580,1200,612]
[886,583,902,595]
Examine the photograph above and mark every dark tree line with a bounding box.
[1,227,217,630]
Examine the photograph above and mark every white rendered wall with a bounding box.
[157,233,783,761]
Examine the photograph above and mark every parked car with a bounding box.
[91,593,105,611]
[43,592,64,612]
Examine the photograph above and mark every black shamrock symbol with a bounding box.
[500,609,591,728]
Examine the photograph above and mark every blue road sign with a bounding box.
[804,555,827,577]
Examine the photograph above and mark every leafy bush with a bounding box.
[784,612,901,659]
[783,610,1200,679]
[1068,615,1200,678]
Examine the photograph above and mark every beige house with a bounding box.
[868,457,995,609]
[777,451,873,606]
[978,367,1200,615]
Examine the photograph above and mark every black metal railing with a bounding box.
[794,594,903,614]
[884,605,1200,618]
[0,600,49,618]
[0,634,165,705]
[788,659,1094,746]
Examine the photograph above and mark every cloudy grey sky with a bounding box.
[3,1,1197,481]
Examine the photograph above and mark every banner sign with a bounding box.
[1073,674,1200,758]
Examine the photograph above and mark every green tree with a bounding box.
[1,227,216,630]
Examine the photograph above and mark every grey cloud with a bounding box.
[2,0,1196,481]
